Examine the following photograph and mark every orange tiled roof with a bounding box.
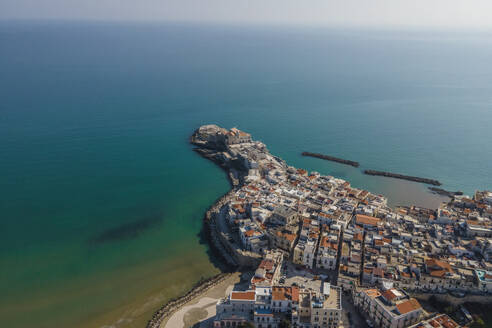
[320,236,329,248]
[435,314,459,328]
[430,270,447,278]
[372,267,384,277]
[381,289,398,301]
[429,320,440,328]
[259,259,274,271]
[285,233,296,242]
[365,289,381,298]
[272,286,299,302]
[356,214,381,226]
[426,259,453,273]
[231,291,255,301]
[396,298,421,314]
[245,230,255,237]
[251,276,266,284]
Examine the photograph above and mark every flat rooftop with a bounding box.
[323,287,341,310]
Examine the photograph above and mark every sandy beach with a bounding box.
[160,272,241,328]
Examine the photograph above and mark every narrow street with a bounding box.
[359,229,367,286]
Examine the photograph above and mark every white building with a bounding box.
[354,288,423,328]
[475,269,492,293]
[293,284,342,328]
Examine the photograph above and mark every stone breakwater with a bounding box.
[146,273,232,328]
[364,169,442,186]
[301,151,360,167]
[428,187,463,198]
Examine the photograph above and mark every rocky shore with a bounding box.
[364,169,442,186]
[301,151,360,167]
[202,189,241,267]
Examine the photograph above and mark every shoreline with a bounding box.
[159,272,242,328]
[145,186,238,328]
[145,133,241,328]
[146,126,479,328]
[146,273,232,328]
[147,128,448,327]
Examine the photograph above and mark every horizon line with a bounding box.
[1,18,492,33]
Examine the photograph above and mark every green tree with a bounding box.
[238,322,255,328]
[279,318,292,328]
[444,306,455,314]
[470,317,485,328]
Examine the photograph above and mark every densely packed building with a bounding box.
[192,125,491,328]
[214,251,342,328]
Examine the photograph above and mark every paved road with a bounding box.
[341,292,368,328]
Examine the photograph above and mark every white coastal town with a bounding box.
[184,125,492,328]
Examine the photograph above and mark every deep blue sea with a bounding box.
[1,21,491,327]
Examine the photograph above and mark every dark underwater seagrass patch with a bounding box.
[90,214,163,244]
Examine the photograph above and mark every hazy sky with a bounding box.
[1,0,492,28]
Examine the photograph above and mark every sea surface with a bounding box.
[1,21,491,328]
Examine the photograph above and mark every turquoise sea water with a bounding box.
[1,22,491,327]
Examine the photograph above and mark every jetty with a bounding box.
[364,169,441,186]
[428,187,463,197]
[301,152,360,167]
